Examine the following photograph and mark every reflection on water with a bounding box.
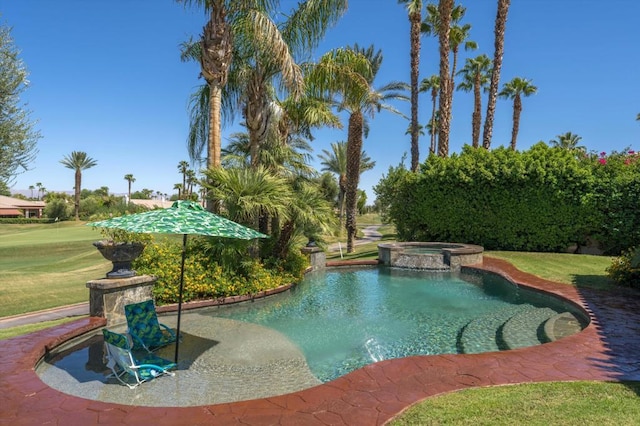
[43,335,110,383]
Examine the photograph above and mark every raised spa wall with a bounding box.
[378,242,484,271]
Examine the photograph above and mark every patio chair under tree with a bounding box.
[124,299,177,352]
[102,328,176,389]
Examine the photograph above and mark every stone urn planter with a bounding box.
[93,240,145,279]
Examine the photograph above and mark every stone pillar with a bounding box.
[300,246,326,271]
[86,275,157,326]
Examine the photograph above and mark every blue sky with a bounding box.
[3,0,639,200]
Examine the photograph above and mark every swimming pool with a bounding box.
[36,266,587,406]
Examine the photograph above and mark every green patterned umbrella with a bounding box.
[88,200,267,363]
[88,200,266,239]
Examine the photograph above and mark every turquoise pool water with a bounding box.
[206,267,553,382]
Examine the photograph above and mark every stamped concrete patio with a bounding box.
[1,257,640,425]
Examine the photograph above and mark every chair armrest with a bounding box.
[158,323,177,339]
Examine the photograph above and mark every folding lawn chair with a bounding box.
[102,328,176,389]
[124,299,177,352]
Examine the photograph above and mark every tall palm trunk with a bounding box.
[338,175,346,230]
[472,73,482,147]
[409,9,421,172]
[246,73,271,169]
[510,94,522,150]
[345,111,364,253]
[200,3,232,211]
[273,220,295,260]
[482,0,510,149]
[430,88,438,155]
[437,0,453,157]
[74,170,81,221]
[449,45,459,118]
[208,85,222,169]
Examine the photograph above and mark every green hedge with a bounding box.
[0,217,56,224]
[376,144,639,254]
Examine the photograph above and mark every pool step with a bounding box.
[542,312,585,342]
[500,307,558,350]
[459,305,530,354]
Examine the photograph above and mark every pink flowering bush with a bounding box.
[587,147,640,254]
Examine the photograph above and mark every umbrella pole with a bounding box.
[174,234,188,364]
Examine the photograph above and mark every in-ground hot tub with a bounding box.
[378,242,483,270]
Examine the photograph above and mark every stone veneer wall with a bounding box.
[86,275,157,326]
[378,242,483,271]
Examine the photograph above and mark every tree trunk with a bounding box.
[472,73,482,148]
[208,85,222,170]
[510,95,521,150]
[74,170,81,221]
[207,84,223,212]
[200,3,232,212]
[245,73,270,169]
[338,175,346,232]
[409,10,421,172]
[273,220,295,260]
[430,91,437,155]
[345,111,364,253]
[449,46,459,119]
[482,0,511,149]
[437,0,453,157]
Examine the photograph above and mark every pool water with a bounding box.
[207,267,547,382]
[402,247,444,254]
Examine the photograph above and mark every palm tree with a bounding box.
[238,1,347,169]
[422,1,471,157]
[203,166,293,230]
[419,74,440,155]
[272,179,336,260]
[309,46,407,252]
[399,0,423,172]
[186,169,197,198]
[457,54,492,147]
[550,132,585,153]
[447,5,476,109]
[59,151,97,220]
[35,182,43,200]
[499,77,537,150]
[177,160,189,199]
[173,183,183,200]
[28,185,35,199]
[179,0,232,179]
[482,0,511,149]
[318,141,375,230]
[124,174,135,202]
[436,0,454,157]
[179,0,345,208]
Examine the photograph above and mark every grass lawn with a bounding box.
[391,381,640,425]
[487,251,615,290]
[0,221,110,317]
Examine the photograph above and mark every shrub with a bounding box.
[606,248,640,289]
[44,199,73,221]
[133,238,301,305]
